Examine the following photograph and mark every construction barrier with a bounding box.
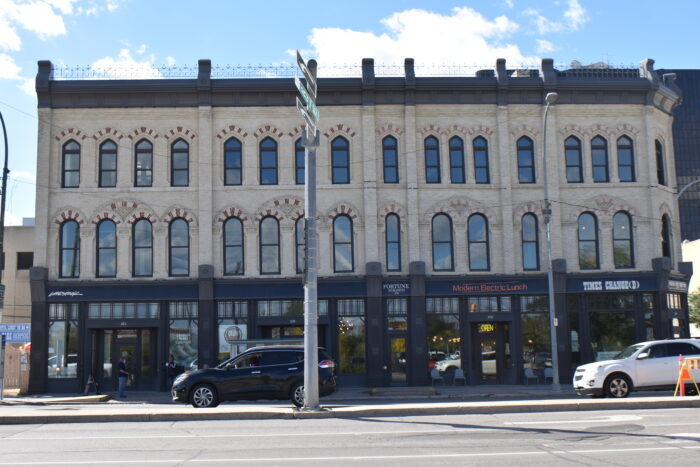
[674,355,700,396]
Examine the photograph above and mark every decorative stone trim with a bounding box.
[92,128,124,141]
[254,209,284,222]
[54,128,88,141]
[326,202,360,222]
[419,125,443,137]
[513,202,543,222]
[615,123,640,136]
[376,124,404,136]
[587,124,613,138]
[162,207,196,224]
[511,124,539,138]
[216,125,248,140]
[216,205,249,224]
[253,125,284,139]
[558,124,586,137]
[380,201,408,221]
[163,126,197,140]
[53,208,85,225]
[323,123,357,139]
[128,127,160,140]
[91,211,121,225]
[287,125,306,138]
[466,124,495,137]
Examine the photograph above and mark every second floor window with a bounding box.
[517,136,535,183]
[449,136,465,183]
[224,138,242,185]
[96,219,117,277]
[655,140,667,186]
[613,212,634,268]
[332,137,350,184]
[62,140,80,188]
[333,215,354,272]
[295,217,305,274]
[259,137,278,185]
[468,214,489,271]
[99,140,117,187]
[224,217,244,275]
[60,220,80,278]
[432,214,453,271]
[295,138,305,184]
[473,136,490,184]
[135,139,153,187]
[133,219,153,277]
[385,213,401,271]
[383,136,398,183]
[169,218,189,276]
[661,215,672,260]
[565,136,583,183]
[591,135,609,182]
[424,136,441,183]
[522,213,539,271]
[578,212,599,269]
[260,217,280,274]
[617,136,635,182]
[171,139,189,186]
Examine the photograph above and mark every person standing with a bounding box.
[165,354,177,389]
[118,356,129,398]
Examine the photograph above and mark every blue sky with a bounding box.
[0,0,696,224]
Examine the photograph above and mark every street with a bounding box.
[0,407,699,465]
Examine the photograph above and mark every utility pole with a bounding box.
[0,109,9,308]
[295,51,322,411]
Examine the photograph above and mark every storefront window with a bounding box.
[48,304,79,379]
[520,296,550,380]
[567,295,580,373]
[338,299,366,374]
[386,298,408,331]
[468,296,511,313]
[169,302,198,370]
[88,302,159,319]
[588,294,635,361]
[217,301,248,362]
[426,298,460,368]
[643,294,655,341]
[257,300,328,317]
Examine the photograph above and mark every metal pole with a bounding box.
[0,109,8,287]
[542,92,561,390]
[302,60,320,411]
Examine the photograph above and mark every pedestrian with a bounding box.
[165,354,177,389]
[118,356,129,398]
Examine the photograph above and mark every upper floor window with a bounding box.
[383,136,399,183]
[522,213,539,271]
[295,138,305,185]
[565,136,583,183]
[578,212,599,269]
[333,215,354,272]
[134,139,153,187]
[449,136,465,184]
[385,213,401,271]
[331,136,350,184]
[171,139,189,187]
[259,137,278,185]
[516,136,535,183]
[591,136,609,183]
[62,140,80,188]
[295,217,305,274]
[473,136,490,184]
[661,214,672,260]
[468,214,489,271]
[617,136,635,182]
[224,217,244,275]
[96,219,116,277]
[613,211,634,268]
[260,216,280,274]
[133,219,153,277]
[424,136,441,183]
[99,140,117,187]
[59,220,80,278]
[431,214,453,271]
[655,140,667,186]
[169,218,189,276]
[224,137,242,186]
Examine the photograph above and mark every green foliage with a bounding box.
[689,290,700,326]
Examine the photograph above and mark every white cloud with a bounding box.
[524,0,588,34]
[19,77,34,96]
[504,0,514,8]
[564,0,587,30]
[166,56,176,66]
[3,210,23,226]
[10,1,67,39]
[136,43,146,54]
[0,17,22,51]
[308,7,537,74]
[536,39,554,54]
[0,53,21,79]
[91,48,163,79]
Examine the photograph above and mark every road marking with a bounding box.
[504,415,643,425]
[669,433,700,439]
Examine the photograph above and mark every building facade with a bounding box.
[1,224,34,323]
[29,58,690,394]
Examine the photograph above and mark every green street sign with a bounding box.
[294,75,319,122]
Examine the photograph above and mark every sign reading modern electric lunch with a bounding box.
[382,281,410,296]
[427,278,548,295]
[567,276,657,293]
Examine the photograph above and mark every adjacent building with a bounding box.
[29,57,689,394]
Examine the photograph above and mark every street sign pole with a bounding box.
[295,51,321,411]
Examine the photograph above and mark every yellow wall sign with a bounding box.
[479,324,495,333]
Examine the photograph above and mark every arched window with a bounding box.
[224,217,244,275]
[333,215,354,272]
[591,136,609,182]
[468,214,489,271]
[132,219,152,277]
[259,137,278,185]
[59,220,80,277]
[295,138,305,185]
[96,219,116,277]
[259,216,280,274]
[656,140,667,186]
[331,136,350,184]
[578,213,599,269]
[385,214,401,271]
[171,139,189,187]
[99,140,117,187]
[383,136,399,183]
[62,140,80,188]
[522,213,539,271]
[661,214,672,260]
[613,212,634,268]
[224,137,242,185]
[431,214,453,271]
[473,136,490,184]
[517,136,535,183]
[565,136,582,183]
[295,217,305,274]
[617,136,635,182]
[134,139,153,187]
[449,136,465,183]
[424,136,441,183]
[169,218,189,276]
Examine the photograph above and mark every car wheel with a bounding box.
[190,384,219,408]
[604,374,631,398]
[291,382,304,408]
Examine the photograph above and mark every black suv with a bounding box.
[171,346,337,408]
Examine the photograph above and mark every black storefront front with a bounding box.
[28,259,691,394]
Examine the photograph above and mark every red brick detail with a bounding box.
[253,126,284,139]
[54,128,88,141]
[376,124,404,136]
[216,125,248,140]
[54,209,84,225]
[323,123,356,138]
[92,127,124,140]
[164,127,197,140]
[288,125,306,138]
[419,125,443,136]
[127,127,160,140]
[127,213,155,225]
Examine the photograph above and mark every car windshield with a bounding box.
[613,344,645,359]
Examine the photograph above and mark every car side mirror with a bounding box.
[637,352,649,360]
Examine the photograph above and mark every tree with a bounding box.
[689,290,700,327]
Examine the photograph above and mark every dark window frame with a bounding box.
[424,136,441,183]
[132,218,153,277]
[61,140,80,188]
[591,135,609,183]
[578,212,600,269]
[382,135,399,183]
[259,216,280,274]
[168,218,190,277]
[16,252,33,270]
[224,217,244,275]
[59,220,80,278]
[295,138,305,185]
[134,139,153,187]
[259,137,278,185]
[661,214,672,260]
[295,217,305,274]
[224,137,243,186]
[170,139,189,187]
[431,213,454,271]
[613,211,634,269]
[521,213,540,271]
[449,136,465,184]
[98,139,117,188]
[468,213,490,271]
[333,215,354,273]
[565,136,583,183]
[385,213,401,271]
[516,136,535,183]
[616,135,636,182]
[331,136,350,184]
[473,136,490,184]
[96,219,117,278]
[655,140,667,186]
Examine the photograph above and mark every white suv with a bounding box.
[573,339,700,398]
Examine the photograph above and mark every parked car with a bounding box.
[172,345,337,408]
[573,338,700,398]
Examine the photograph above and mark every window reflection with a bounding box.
[333,215,353,272]
[133,219,153,277]
[260,217,280,274]
[432,214,453,271]
[224,217,244,275]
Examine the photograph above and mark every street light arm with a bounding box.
[676,178,700,199]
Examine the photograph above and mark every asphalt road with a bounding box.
[1,407,699,466]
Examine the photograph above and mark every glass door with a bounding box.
[390,336,407,385]
[476,322,511,383]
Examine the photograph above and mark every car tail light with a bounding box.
[319,360,335,369]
